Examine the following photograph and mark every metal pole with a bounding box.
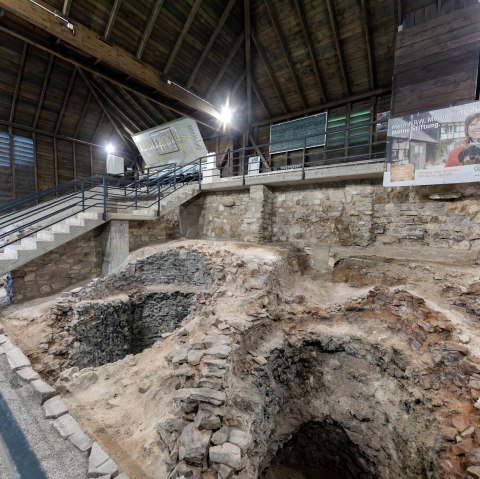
[198,157,202,190]
[302,136,306,180]
[134,181,138,209]
[81,180,85,211]
[102,176,107,221]
[242,154,246,186]
[173,163,177,191]
[157,178,161,217]
[146,167,150,195]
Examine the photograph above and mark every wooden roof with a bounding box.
[0,0,472,158]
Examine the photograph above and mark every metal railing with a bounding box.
[0,118,387,250]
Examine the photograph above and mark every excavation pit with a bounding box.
[72,291,196,368]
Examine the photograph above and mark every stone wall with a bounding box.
[195,191,249,239]
[129,211,179,251]
[193,181,480,254]
[10,227,105,303]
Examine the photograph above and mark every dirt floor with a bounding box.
[1,240,480,478]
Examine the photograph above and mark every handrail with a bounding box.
[0,118,387,252]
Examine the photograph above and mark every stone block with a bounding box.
[6,347,31,371]
[0,334,7,344]
[43,395,68,419]
[194,410,221,430]
[31,379,57,403]
[68,430,93,452]
[187,388,226,406]
[0,323,3,334]
[209,442,242,470]
[16,367,40,383]
[204,345,231,358]
[89,443,110,469]
[178,423,211,465]
[228,429,252,454]
[88,458,118,478]
[53,414,82,438]
[0,340,16,354]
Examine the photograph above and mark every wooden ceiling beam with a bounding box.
[252,87,390,127]
[73,91,91,138]
[117,88,157,128]
[206,32,244,99]
[187,0,236,89]
[135,94,168,124]
[135,0,164,60]
[9,42,27,123]
[33,54,54,129]
[62,0,72,16]
[293,0,327,103]
[78,68,134,151]
[89,77,140,134]
[0,24,222,132]
[163,0,203,76]
[244,0,252,128]
[54,67,76,135]
[0,0,222,124]
[325,0,350,96]
[252,79,270,118]
[251,31,288,114]
[264,0,307,109]
[232,71,246,96]
[359,0,375,90]
[103,0,123,41]
[96,78,150,131]
[0,118,112,149]
[91,111,105,143]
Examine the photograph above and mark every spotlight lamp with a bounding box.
[106,143,115,154]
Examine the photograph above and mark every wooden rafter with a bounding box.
[103,0,123,41]
[244,0,252,128]
[119,88,158,127]
[96,78,149,131]
[135,0,164,60]
[54,67,76,135]
[0,0,222,124]
[248,134,270,170]
[232,71,246,96]
[163,0,203,76]
[89,77,140,134]
[73,91,91,138]
[325,0,350,96]
[9,42,27,123]
[186,0,236,89]
[396,0,402,26]
[252,87,390,127]
[293,0,327,103]
[91,111,105,143]
[252,79,270,118]
[0,25,222,132]
[62,0,72,16]
[135,94,168,124]
[78,68,134,151]
[207,32,244,99]
[264,0,306,109]
[33,54,54,129]
[251,31,288,113]
[359,0,375,90]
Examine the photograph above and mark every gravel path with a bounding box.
[0,355,87,479]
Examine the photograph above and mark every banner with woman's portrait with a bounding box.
[383,101,480,186]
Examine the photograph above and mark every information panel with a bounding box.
[384,101,480,187]
[269,113,327,154]
[132,117,208,167]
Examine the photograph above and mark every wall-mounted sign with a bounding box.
[270,112,327,154]
[132,117,208,167]
[384,101,480,186]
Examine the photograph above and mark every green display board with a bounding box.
[269,112,327,154]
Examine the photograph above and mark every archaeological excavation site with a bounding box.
[1,1,480,478]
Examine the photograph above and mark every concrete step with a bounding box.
[20,237,53,249]
[65,217,86,227]
[130,209,156,217]
[0,251,16,260]
[3,244,35,259]
[51,223,70,233]
[77,211,102,220]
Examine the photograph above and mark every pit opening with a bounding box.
[73,291,196,368]
[261,420,377,479]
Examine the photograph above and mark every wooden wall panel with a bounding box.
[391,3,480,116]
[36,134,55,192]
[91,146,106,176]
[75,144,92,179]
[57,139,74,184]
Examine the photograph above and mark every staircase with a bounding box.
[0,183,201,276]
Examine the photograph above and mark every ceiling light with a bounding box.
[220,104,233,125]
[106,143,115,154]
